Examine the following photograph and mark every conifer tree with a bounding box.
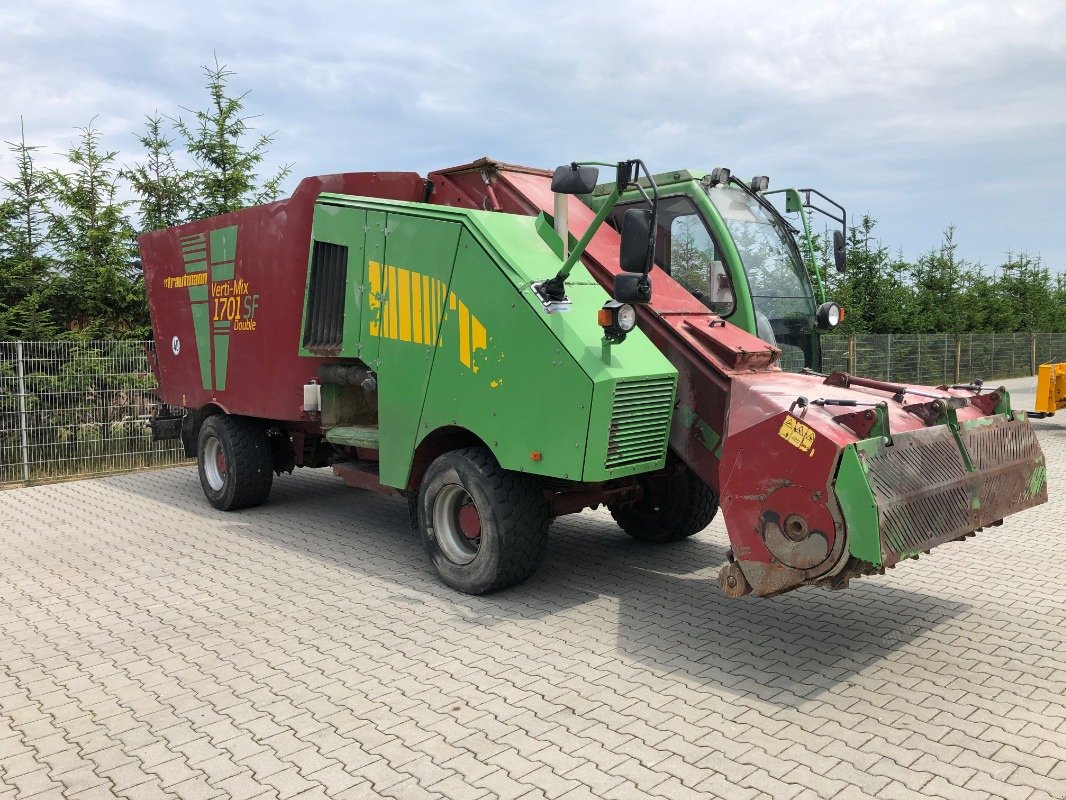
[122,114,187,232]
[49,122,147,337]
[174,56,291,219]
[0,120,58,337]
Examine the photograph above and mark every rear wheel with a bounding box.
[418,446,549,594]
[610,465,718,542]
[197,415,274,511]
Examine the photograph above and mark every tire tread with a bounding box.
[198,415,273,511]
[610,467,718,542]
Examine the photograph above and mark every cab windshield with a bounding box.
[705,185,817,370]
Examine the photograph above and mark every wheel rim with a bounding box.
[433,483,482,565]
[203,436,227,491]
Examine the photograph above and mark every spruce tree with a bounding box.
[174,56,291,219]
[0,120,58,337]
[49,122,147,337]
[122,114,187,232]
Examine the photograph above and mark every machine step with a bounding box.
[324,425,380,449]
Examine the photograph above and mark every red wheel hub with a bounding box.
[216,449,227,476]
[458,502,481,539]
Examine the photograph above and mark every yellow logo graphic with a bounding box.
[779,415,816,455]
[163,272,208,289]
[367,261,488,372]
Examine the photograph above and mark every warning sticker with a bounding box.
[779,415,816,454]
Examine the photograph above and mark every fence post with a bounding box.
[848,335,856,374]
[954,334,962,385]
[15,340,31,484]
[1031,332,1037,375]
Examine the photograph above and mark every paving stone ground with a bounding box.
[1,377,1063,799]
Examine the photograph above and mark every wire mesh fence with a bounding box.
[0,340,187,486]
[4,333,1066,487]
[821,332,1066,386]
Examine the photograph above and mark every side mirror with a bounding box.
[833,229,846,272]
[614,273,652,304]
[619,208,652,273]
[551,164,599,195]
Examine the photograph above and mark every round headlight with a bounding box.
[816,302,842,330]
[617,304,637,332]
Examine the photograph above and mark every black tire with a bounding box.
[197,415,274,511]
[609,465,719,543]
[418,446,549,594]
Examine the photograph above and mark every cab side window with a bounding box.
[609,196,734,316]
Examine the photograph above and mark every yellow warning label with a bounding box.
[779,415,816,453]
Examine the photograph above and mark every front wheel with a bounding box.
[609,465,719,542]
[418,447,549,594]
[197,415,274,511]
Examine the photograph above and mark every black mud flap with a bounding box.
[150,412,184,442]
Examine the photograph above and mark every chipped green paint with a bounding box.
[1029,460,1047,498]
[677,403,723,458]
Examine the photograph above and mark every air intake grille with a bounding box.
[605,377,675,469]
[302,240,348,353]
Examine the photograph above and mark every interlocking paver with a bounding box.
[1,379,1063,799]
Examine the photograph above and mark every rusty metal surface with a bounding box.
[866,416,1046,563]
[960,414,1048,522]
[864,426,974,562]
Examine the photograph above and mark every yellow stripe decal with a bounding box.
[422,275,432,344]
[397,267,412,343]
[471,317,487,374]
[387,265,398,340]
[459,301,471,368]
[364,262,488,373]
[410,272,423,345]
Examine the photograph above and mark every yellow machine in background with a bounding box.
[1035,363,1066,416]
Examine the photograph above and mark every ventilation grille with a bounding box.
[302,240,348,353]
[864,428,976,558]
[605,377,675,469]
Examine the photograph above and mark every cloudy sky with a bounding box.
[2,0,1064,270]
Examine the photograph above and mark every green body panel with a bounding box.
[834,441,883,566]
[302,196,677,489]
[361,212,388,365]
[376,214,463,487]
[296,205,369,359]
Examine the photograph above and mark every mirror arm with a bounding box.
[797,188,847,231]
[546,158,658,300]
[546,185,621,294]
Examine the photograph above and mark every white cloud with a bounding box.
[0,0,1063,266]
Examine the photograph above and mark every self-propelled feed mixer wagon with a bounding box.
[141,160,1048,598]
